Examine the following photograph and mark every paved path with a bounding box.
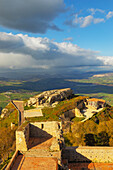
[18,157,58,170]
[81,108,103,122]
[11,137,59,170]
[68,162,113,170]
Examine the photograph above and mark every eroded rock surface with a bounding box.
[27,88,73,107]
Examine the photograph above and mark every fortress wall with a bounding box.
[63,146,113,163]
[77,101,84,110]
[16,124,29,151]
[24,109,43,118]
[30,121,62,139]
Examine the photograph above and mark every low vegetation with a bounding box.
[0,90,38,110]
[26,96,87,122]
[0,102,19,167]
[64,105,113,147]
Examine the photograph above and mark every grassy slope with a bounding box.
[0,102,18,127]
[26,96,87,122]
[67,75,113,86]
[79,93,113,106]
[64,105,113,147]
[0,91,38,109]
[0,102,19,168]
[67,75,113,106]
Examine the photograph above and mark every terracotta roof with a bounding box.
[87,98,105,103]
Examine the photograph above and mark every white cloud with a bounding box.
[88,8,105,15]
[81,15,93,28]
[97,56,113,66]
[93,18,105,24]
[0,32,104,70]
[65,8,109,28]
[73,14,104,28]
[106,11,113,19]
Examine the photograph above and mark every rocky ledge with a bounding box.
[27,88,74,107]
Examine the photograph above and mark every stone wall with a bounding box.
[62,110,75,121]
[16,121,62,152]
[16,124,30,151]
[77,100,85,110]
[30,121,62,139]
[24,108,43,118]
[11,100,25,125]
[6,150,20,170]
[62,146,113,163]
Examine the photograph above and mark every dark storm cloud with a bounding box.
[0,0,65,33]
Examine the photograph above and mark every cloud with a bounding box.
[106,11,113,19]
[0,0,65,33]
[97,56,113,66]
[88,8,105,15]
[0,53,41,69]
[65,8,106,28]
[93,18,105,24]
[0,32,106,70]
[80,15,93,28]
[73,14,104,28]
[64,37,73,41]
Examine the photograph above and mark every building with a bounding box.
[86,98,106,109]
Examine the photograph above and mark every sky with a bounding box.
[0,0,113,76]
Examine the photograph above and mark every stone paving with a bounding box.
[81,107,103,122]
[68,162,113,170]
[18,157,58,170]
[11,137,60,169]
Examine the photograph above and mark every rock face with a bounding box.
[1,108,8,118]
[75,108,84,117]
[27,88,73,107]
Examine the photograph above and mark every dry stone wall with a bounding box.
[63,146,113,163]
[30,121,62,139]
[16,123,30,151]
[16,121,62,152]
[24,108,43,118]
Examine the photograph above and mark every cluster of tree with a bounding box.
[64,115,113,147]
[0,127,16,162]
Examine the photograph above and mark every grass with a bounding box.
[0,91,39,110]
[90,106,113,122]
[26,96,87,122]
[67,75,113,86]
[0,151,15,169]
[24,105,36,110]
[81,93,113,106]
[0,102,18,127]
[72,116,85,122]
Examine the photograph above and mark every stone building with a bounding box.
[86,98,106,109]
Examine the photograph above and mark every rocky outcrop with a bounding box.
[75,108,84,117]
[1,108,8,118]
[27,88,73,107]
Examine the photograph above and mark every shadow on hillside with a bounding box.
[84,132,109,146]
[28,124,53,149]
[1,78,113,94]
